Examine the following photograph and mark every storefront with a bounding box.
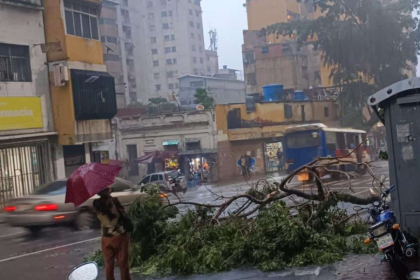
[263,138,284,173]
[0,97,55,208]
[178,149,218,183]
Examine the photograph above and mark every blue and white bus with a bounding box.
[284,123,370,179]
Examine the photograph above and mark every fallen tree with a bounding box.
[89,148,383,276]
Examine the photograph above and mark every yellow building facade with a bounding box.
[44,0,118,177]
[215,100,339,180]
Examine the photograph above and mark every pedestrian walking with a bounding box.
[93,187,132,280]
[277,148,284,171]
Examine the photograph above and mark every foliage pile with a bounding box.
[88,187,376,276]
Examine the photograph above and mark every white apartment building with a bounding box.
[126,0,209,103]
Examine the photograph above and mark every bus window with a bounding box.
[346,133,357,149]
[325,132,337,150]
[286,131,320,149]
[336,132,346,150]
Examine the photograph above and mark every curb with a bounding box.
[0,213,5,224]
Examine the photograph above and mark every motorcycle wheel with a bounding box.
[386,252,409,280]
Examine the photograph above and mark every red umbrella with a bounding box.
[65,163,121,207]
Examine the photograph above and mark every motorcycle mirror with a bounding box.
[67,262,98,280]
[373,201,380,207]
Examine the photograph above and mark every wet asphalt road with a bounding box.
[0,162,396,280]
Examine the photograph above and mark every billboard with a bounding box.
[0,97,43,131]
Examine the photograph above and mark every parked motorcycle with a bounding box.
[364,184,418,280]
[67,262,98,280]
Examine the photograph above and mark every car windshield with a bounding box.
[35,181,67,195]
[167,171,179,178]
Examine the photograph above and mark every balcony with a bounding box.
[0,0,43,9]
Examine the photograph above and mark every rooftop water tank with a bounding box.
[294,90,306,101]
[263,84,284,102]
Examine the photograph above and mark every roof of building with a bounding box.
[178,74,245,83]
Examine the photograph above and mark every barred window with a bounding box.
[0,43,31,82]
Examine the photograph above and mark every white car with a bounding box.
[138,171,187,193]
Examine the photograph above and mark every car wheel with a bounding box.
[75,211,96,231]
[26,226,42,237]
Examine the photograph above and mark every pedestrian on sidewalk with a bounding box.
[277,148,284,171]
[93,187,132,280]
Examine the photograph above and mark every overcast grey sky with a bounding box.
[202,0,247,76]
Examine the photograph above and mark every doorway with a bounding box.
[264,141,283,173]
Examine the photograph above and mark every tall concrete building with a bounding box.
[123,0,209,103]
[243,0,324,94]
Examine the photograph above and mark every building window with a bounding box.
[101,36,106,42]
[161,11,168,17]
[166,58,176,65]
[189,9,193,15]
[103,53,120,61]
[148,13,154,19]
[190,81,204,88]
[64,0,99,40]
[164,35,170,41]
[246,73,256,86]
[198,34,202,40]
[243,51,255,64]
[154,73,160,79]
[171,34,176,40]
[161,0,166,5]
[164,47,171,53]
[153,60,159,67]
[324,107,329,118]
[99,18,116,25]
[191,33,195,39]
[168,83,174,89]
[151,49,158,55]
[198,46,203,53]
[155,84,161,91]
[200,58,203,64]
[175,82,179,89]
[261,46,269,54]
[193,57,197,63]
[151,37,157,43]
[149,25,156,31]
[147,1,153,8]
[194,0,200,5]
[189,21,194,27]
[106,36,118,44]
[196,23,201,29]
[163,23,170,29]
[192,45,196,51]
[171,46,177,52]
[167,71,174,78]
[0,43,31,82]
[195,10,200,16]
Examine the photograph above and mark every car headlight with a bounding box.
[371,225,387,237]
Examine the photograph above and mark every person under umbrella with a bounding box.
[94,187,131,280]
[65,163,132,280]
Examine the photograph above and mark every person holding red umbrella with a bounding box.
[66,162,132,280]
[94,187,131,280]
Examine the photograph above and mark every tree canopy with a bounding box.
[194,88,214,109]
[263,0,420,130]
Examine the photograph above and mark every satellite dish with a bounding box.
[196,104,205,111]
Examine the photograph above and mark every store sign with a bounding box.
[0,97,43,131]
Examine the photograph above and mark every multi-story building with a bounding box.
[43,0,118,177]
[123,0,209,103]
[243,0,324,94]
[179,75,246,108]
[99,0,128,108]
[0,0,56,208]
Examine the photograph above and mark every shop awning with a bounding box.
[135,150,178,164]
[163,140,179,146]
